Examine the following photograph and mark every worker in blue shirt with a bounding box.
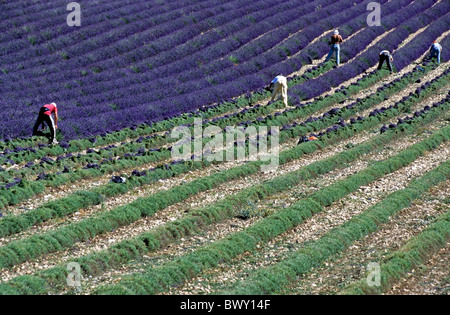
[428,41,442,64]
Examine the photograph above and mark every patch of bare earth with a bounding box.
[48,116,445,294]
[157,124,448,295]
[276,180,449,295]
[0,114,379,283]
[387,240,449,295]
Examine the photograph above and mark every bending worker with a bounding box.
[378,50,394,73]
[325,30,343,66]
[428,41,442,64]
[298,135,319,145]
[33,102,59,145]
[269,74,288,108]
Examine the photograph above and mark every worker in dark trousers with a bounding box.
[33,103,59,144]
[378,50,394,73]
[428,41,442,64]
[325,30,343,66]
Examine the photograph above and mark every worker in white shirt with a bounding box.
[268,74,288,107]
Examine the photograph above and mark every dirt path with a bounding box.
[276,180,449,295]
[5,18,448,218]
[79,117,448,294]
[386,239,449,295]
[164,140,448,295]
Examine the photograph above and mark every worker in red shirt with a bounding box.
[297,135,319,145]
[32,102,59,144]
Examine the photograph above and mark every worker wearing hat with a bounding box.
[268,74,288,108]
[325,30,343,66]
[428,41,442,64]
[33,102,59,145]
[378,50,394,73]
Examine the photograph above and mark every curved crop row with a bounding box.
[3,0,430,140]
[224,159,450,295]
[1,61,445,211]
[339,210,450,295]
[0,97,446,295]
[91,127,450,295]
[0,0,244,65]
[2,0,320,83]
[1,86,444,282]
[0,84,445,240]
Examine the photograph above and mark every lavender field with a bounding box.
[0,0,449,297]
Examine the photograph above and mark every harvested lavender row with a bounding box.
[6,62,448,189]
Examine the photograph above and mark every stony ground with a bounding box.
[0,23,448,296]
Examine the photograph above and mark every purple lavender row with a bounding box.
[57,0,432,121]
[0,0,145,54]
[0,0,67,20]
[394,20,450,70]
[0,0,412,141]
[2,0,373,113]
[0,0,91,24]
[1,0,314,89]
[34,0,368,103]
[4,0,260,76]
[0,0,241,68]
[0,0,190,29]
[2,0,281,77]
[290,1,449,100]
[0,0,214,56]
[19,63,449,181]
[67,0,331,76]
[0,0,442,141]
